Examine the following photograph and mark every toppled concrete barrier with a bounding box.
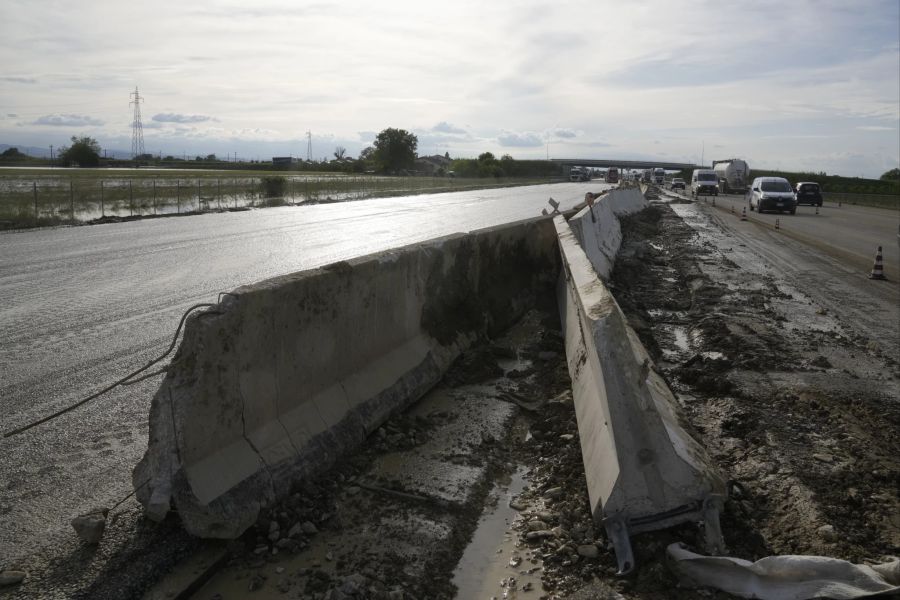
[555,189,726,575]
[568,185,647,281]
[134,218,559,538]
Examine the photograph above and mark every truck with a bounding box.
[711,158,750,194]
[605,167,619,184]
[569,167,591,182]
[652,167,665,185]
[642,169,653,183]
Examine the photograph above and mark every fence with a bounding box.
[0,174,562,229]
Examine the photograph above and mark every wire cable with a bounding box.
[3,302,222,439]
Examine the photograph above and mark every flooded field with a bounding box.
[0,169,557,227]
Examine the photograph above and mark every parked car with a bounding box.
[794,181,823,206]
[670,178,685,190]
[747,177,797,214]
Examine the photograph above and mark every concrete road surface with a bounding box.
[0,182,606,563]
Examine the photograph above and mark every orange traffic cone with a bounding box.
[868,246,887,280]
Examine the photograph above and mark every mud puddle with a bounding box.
[451,466,541,599]
[168,309,575,600]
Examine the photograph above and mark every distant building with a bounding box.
[272,156,293,166]
[415,154,453,175]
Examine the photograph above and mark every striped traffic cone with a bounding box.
[731,205,735,214]
[868,246,887,280]
[741,207,747,221]
[775,218,780,230]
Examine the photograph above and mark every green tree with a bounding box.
[59,136,101,167]
[880,167,900,181]
[373,128,418,173]
[1,147,24,158]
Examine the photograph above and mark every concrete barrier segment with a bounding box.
[553,209,726,575]
[134,217,560,538]
[567,187,648,281]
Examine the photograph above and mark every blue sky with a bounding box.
[1,0,898,177]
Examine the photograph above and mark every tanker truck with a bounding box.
[711,158,750,193]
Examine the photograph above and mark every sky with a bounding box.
[1,0,898,178]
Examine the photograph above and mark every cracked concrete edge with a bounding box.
[133,216,560,539]
[554,193,726,530]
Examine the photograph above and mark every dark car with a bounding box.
[670,178,685,190]
[795,182,822,206]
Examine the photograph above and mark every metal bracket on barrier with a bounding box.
[603,516,635,576]
[702,494,727,555]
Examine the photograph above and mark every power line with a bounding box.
[129,87,145,159]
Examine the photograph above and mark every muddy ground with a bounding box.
[3,193,898,599]
[179,195,897,599]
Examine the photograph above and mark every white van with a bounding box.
[691,169,719,197]
[747,177,797,214]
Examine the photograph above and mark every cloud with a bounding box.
[497,131,544,147]
[33,114,104,126]
[152,113,216,124]
[1,76,37,84]
[552,128,577,139]
[856,125,895,131]
[432,121,466,134]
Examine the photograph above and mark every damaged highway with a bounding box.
[2,184,898,600]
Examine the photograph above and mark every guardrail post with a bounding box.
[33,182,37,217]
[100,181,104,217]
[129,180,134,216]
[197,179,201,211]
[177,180,181,213]
[70,181,75,218]
[153,179,157,214]
[217,179,221,209]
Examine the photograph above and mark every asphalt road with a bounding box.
[703,193,899,281]
[669,190,899,357]
[0,181,606,564]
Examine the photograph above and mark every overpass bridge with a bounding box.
[552,158,701,171]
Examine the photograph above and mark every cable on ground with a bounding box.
[3,301,223,439]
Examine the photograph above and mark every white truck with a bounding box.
[712,158,750,193]
[652,168,665,185]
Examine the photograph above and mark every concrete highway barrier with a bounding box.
[555,188,727,575]
[134,217,559,538]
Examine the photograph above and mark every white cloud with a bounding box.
[497,131,544,148]
[152,113,216,124]
[432,121,466,134]
[32,114,104,127]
